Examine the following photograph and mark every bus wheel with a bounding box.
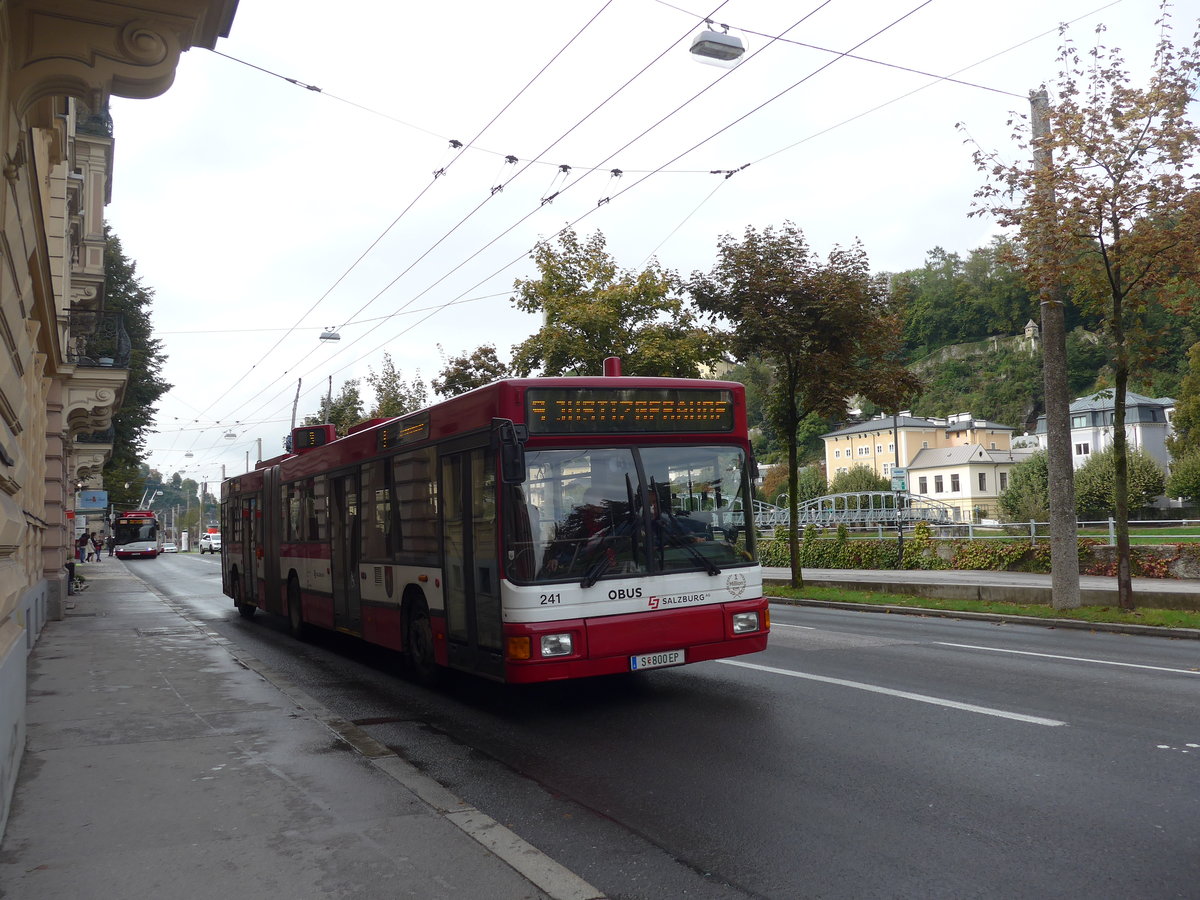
[287,576,308,639]
[231,574,256,619]
[406,600,440,687]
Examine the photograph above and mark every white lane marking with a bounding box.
[771,622,816,630]
[935,643,1200,676]
[717,659,1067,726]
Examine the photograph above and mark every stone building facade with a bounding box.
[0,0,238,839]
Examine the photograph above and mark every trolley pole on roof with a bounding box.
[290,378,302,432]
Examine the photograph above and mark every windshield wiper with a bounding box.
[581,547,612,588]
[649,476,721,576]
[661,526,721,576]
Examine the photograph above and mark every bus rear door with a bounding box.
[241,496,259,605]
[330,472,361,633]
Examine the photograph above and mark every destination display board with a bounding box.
[526,388,735,435]
[377,413,429,451]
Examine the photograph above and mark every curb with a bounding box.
[767,595,1200,640]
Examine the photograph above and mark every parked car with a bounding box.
[161,541,178,553]
[199,533,222,554]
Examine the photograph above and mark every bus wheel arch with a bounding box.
[402,587,440,686]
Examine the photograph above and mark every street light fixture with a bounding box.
[689,25,745,66]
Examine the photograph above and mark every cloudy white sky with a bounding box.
[103,0,1185,485]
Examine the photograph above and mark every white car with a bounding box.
[161,541,178,553]
[199,533,222,554]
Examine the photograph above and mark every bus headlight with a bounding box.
[540,633,574,657]
[732,611,760,634]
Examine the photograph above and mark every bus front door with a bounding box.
[440,449,502,678]
[330,473,361,632]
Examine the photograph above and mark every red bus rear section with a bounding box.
[221,371,769,683]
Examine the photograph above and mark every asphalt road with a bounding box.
[137,553,1200,899]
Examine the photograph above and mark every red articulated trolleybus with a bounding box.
[220,361,769,684]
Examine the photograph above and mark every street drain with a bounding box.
[136,626,199,636]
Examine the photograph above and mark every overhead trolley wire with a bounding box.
[232,1,934,428]
[217,1,742,429]
[195,0,1102,440]
[196,0,616,425]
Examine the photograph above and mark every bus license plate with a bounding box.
[631,649,684,671]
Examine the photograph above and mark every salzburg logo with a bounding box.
[648,596,660,610]
[726,572,747,598]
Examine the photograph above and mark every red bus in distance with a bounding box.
[113,510,161,559]
[220,369,768,684]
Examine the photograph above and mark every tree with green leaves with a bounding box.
[432,344,509,397]
[1074,446,1165,518]
[828,466,890,495]
[969,9,1200,608]
[1167,342,1200,458]
[510,228,724,377]
[1165,451,1200,503]
[101,229,171,512]
[690,223,917,588]
[365,352,427,417]
[999,450,1050,523]
[1165,341,1200,503]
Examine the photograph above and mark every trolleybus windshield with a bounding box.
[114,516,157,545]
[506,445,755,585]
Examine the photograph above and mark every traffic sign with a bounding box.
[890,467,907,492]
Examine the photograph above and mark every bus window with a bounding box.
[638,445,756,571]
[361,460,393,560]
[312,476,329,541]
[513,448,642,584]
[393,446,437,565]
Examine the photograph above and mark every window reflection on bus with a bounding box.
[506,445,755,585]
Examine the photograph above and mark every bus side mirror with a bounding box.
[494,419,528,485]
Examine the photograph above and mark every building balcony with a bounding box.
[64,309,130,368]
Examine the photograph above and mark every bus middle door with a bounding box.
[242,497,259,604]
[440,448,502,678]
[330,472,362,633]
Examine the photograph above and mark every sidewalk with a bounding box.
[0,563,602,899]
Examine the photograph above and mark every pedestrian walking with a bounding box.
[106,534,115,556]
[76,532,89,563]
[91,533,103,562]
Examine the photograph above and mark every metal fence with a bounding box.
[782,518,1200,545]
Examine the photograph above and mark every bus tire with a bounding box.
[405,597,440,687]
[230,570,256,618]
[287,575,308,639]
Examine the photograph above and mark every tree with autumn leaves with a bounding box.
[689,224,921,589]
[970,9,1200,609]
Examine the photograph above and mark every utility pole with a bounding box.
[1031,88,1081,610]
[893,410,904,563]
